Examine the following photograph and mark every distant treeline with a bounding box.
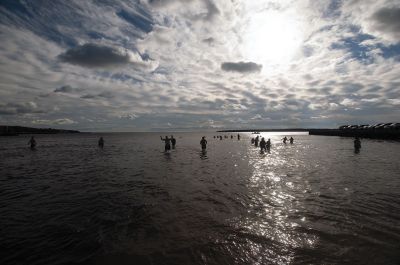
[0,125,80,136]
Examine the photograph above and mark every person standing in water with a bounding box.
[282,136,288,144]
[160,136,171,152]
[354,137,361,150]
[259,137,266,152]
[200,136,207,150]
[28,136,36,149]
[237,134,240,140]
[266,138,271,150]
[170,135,176,149]
[98,137,104,148]
[289,137,294,144]
[254,136,259,147]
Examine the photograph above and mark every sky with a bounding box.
[0,0,399,131]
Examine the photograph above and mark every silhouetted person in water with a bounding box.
[289,137,294,144]
[170,135,176,149]
[98,137,104,148]
[200,136,207,150]
[260,137,266,152]
[251,138,255,144]
[254,136,259,147]
[282,136,288,144]
[160,136,171,152]
[354,137,361,150]
[237,134,240,140]
[28,136,36,149]
[220,136,223,140]
[266,138,271,150]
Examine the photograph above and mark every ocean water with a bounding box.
[1,132,399,265]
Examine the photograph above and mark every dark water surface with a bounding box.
[1,132,400,265]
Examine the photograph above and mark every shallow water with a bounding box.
[1,132,400,265]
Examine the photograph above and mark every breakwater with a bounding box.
[308,129,400,139]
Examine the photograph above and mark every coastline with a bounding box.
[0,125,80,136]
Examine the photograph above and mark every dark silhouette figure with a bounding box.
[354,137,361,150]
[282,136,288,144]
[170,135,176,149]
[200,136,207,150]
[160,136,171,152]
[231,135,233,139]
[289,137,294,144]
[213,136,216,139]
[98,137,104,148]
[220,136,223,140]
[254,136,259,147]
[260,137,266,152]
[266,138,271,151]
[237,134,240,140]
[28,136,36,149]
[251,138,255,144]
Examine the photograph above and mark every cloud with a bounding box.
[54,85,83,93]
[1,0,400,130]
[371,7,400,43]
[80,91,114,99]
[32,118,76,125]
[58,43,158,69]
[221,62,262,73]
[118,113,139,120]
[0,102,44,115]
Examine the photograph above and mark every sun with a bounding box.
[241,9,304,70]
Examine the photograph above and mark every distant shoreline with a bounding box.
[0,125,80,136]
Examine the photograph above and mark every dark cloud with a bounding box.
[58,43,143,68]
[221,61,262,73]
[371,8,400,41]
[202,37,215,45]
[204,0,220,20]
[80,91,114,99]
[54,85,83,93]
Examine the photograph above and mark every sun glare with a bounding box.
[242,10,303,70]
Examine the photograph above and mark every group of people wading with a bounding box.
[213,134,241,141]
[251,135,295,152]
[160,135,177,151]
[27,134,362,153]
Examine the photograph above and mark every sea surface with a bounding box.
[1,132,400,265]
